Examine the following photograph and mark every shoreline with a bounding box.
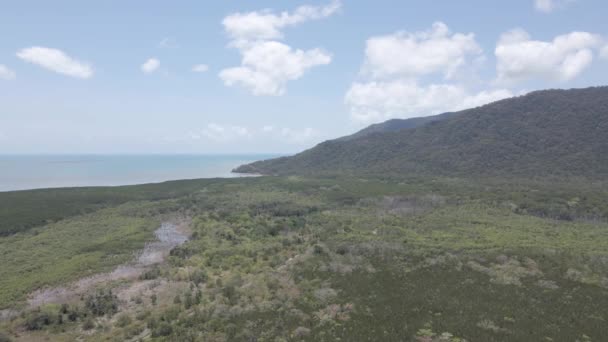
[0,154,277,193]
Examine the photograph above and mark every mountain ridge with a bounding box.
[336,111,458,142]
[235,86,608,179]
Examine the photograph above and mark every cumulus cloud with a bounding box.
[220,1,338,96]
[220,41,331,95]
[0,65,16,80]
[346,81,513,124]
[222,0,341,41]
[16,47,93,79]
[345,22,513,124]
[141,58,160,73]
[534,0,575,13]
[362,22,482,80]
[192,64,209,73]
[495,29,601,83]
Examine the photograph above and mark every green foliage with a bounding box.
[337,112,457,142]
[236,86,608,180]
[82,317,95,330]
[190,269,208,285]
[115,313,132,328]
[3,175,608,340]
[0,332,11,342]
[24,309,54,330]
[151,321,173,337]
[0,178,217,236]
[0,202,157,308]
[85,289,119,316]
[140,265,162,280]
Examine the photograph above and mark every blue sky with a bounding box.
[1,0,607,154]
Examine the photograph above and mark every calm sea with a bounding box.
[0,154,277,192]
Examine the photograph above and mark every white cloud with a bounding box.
[278,127,319,143]
[141,58,160,73]
[535,0,555,12]
[262,125,320,144]
[362,22,482,80]
[192,64,209,73]
[222,0,341,41]
[16,47,93,79]
[601,46,608,60]
[0,65,16,80]
[534,0,575,13]
[220,41,331,95]
[495,29,601,83]
[185,124,319,145]
[345,22,513,124]
[158,37,178,49]
[196,123,252,142]
[345,80,513,124]
[220,1,337,96]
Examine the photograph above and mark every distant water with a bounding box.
[0,154,276,192]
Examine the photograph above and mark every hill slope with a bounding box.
[337,111,457,141]
[235,87,608,178]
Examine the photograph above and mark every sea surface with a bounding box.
[0,154,277,192]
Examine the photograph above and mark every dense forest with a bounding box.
[1,176,608,341]
[235,87,608,179]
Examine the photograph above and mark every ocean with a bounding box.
[0,154,276,192]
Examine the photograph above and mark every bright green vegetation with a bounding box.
[2,176,607,341]
[0,201,161,308]
[235,86,608,179]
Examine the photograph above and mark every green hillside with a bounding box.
[336,112,457,141]
[235,87,608,179]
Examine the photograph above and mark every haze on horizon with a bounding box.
[1,0,607,154]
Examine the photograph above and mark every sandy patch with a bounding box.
[26,219,190,308]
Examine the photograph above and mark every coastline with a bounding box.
[0,154,276,192]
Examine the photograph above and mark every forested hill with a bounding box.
[336,111,457,141]
[235,86,608,179]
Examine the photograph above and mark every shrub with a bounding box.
[194,289,203,304]
[0,332,11,342]
[184,291,194,309]
[151,322,173,337]
[123,324,144,339]
[150,294,157,305]
[115,313,132,328]
[140,265,162,280]
[313,244,325,255]
[82,318,95,330]
[85,289,119,316]
[170,245,193,259]
[24,310,53,330]
[190,269,208,285]
[336,245,349,255]
[67,309,80,322]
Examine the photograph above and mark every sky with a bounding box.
[1,0,607,154]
